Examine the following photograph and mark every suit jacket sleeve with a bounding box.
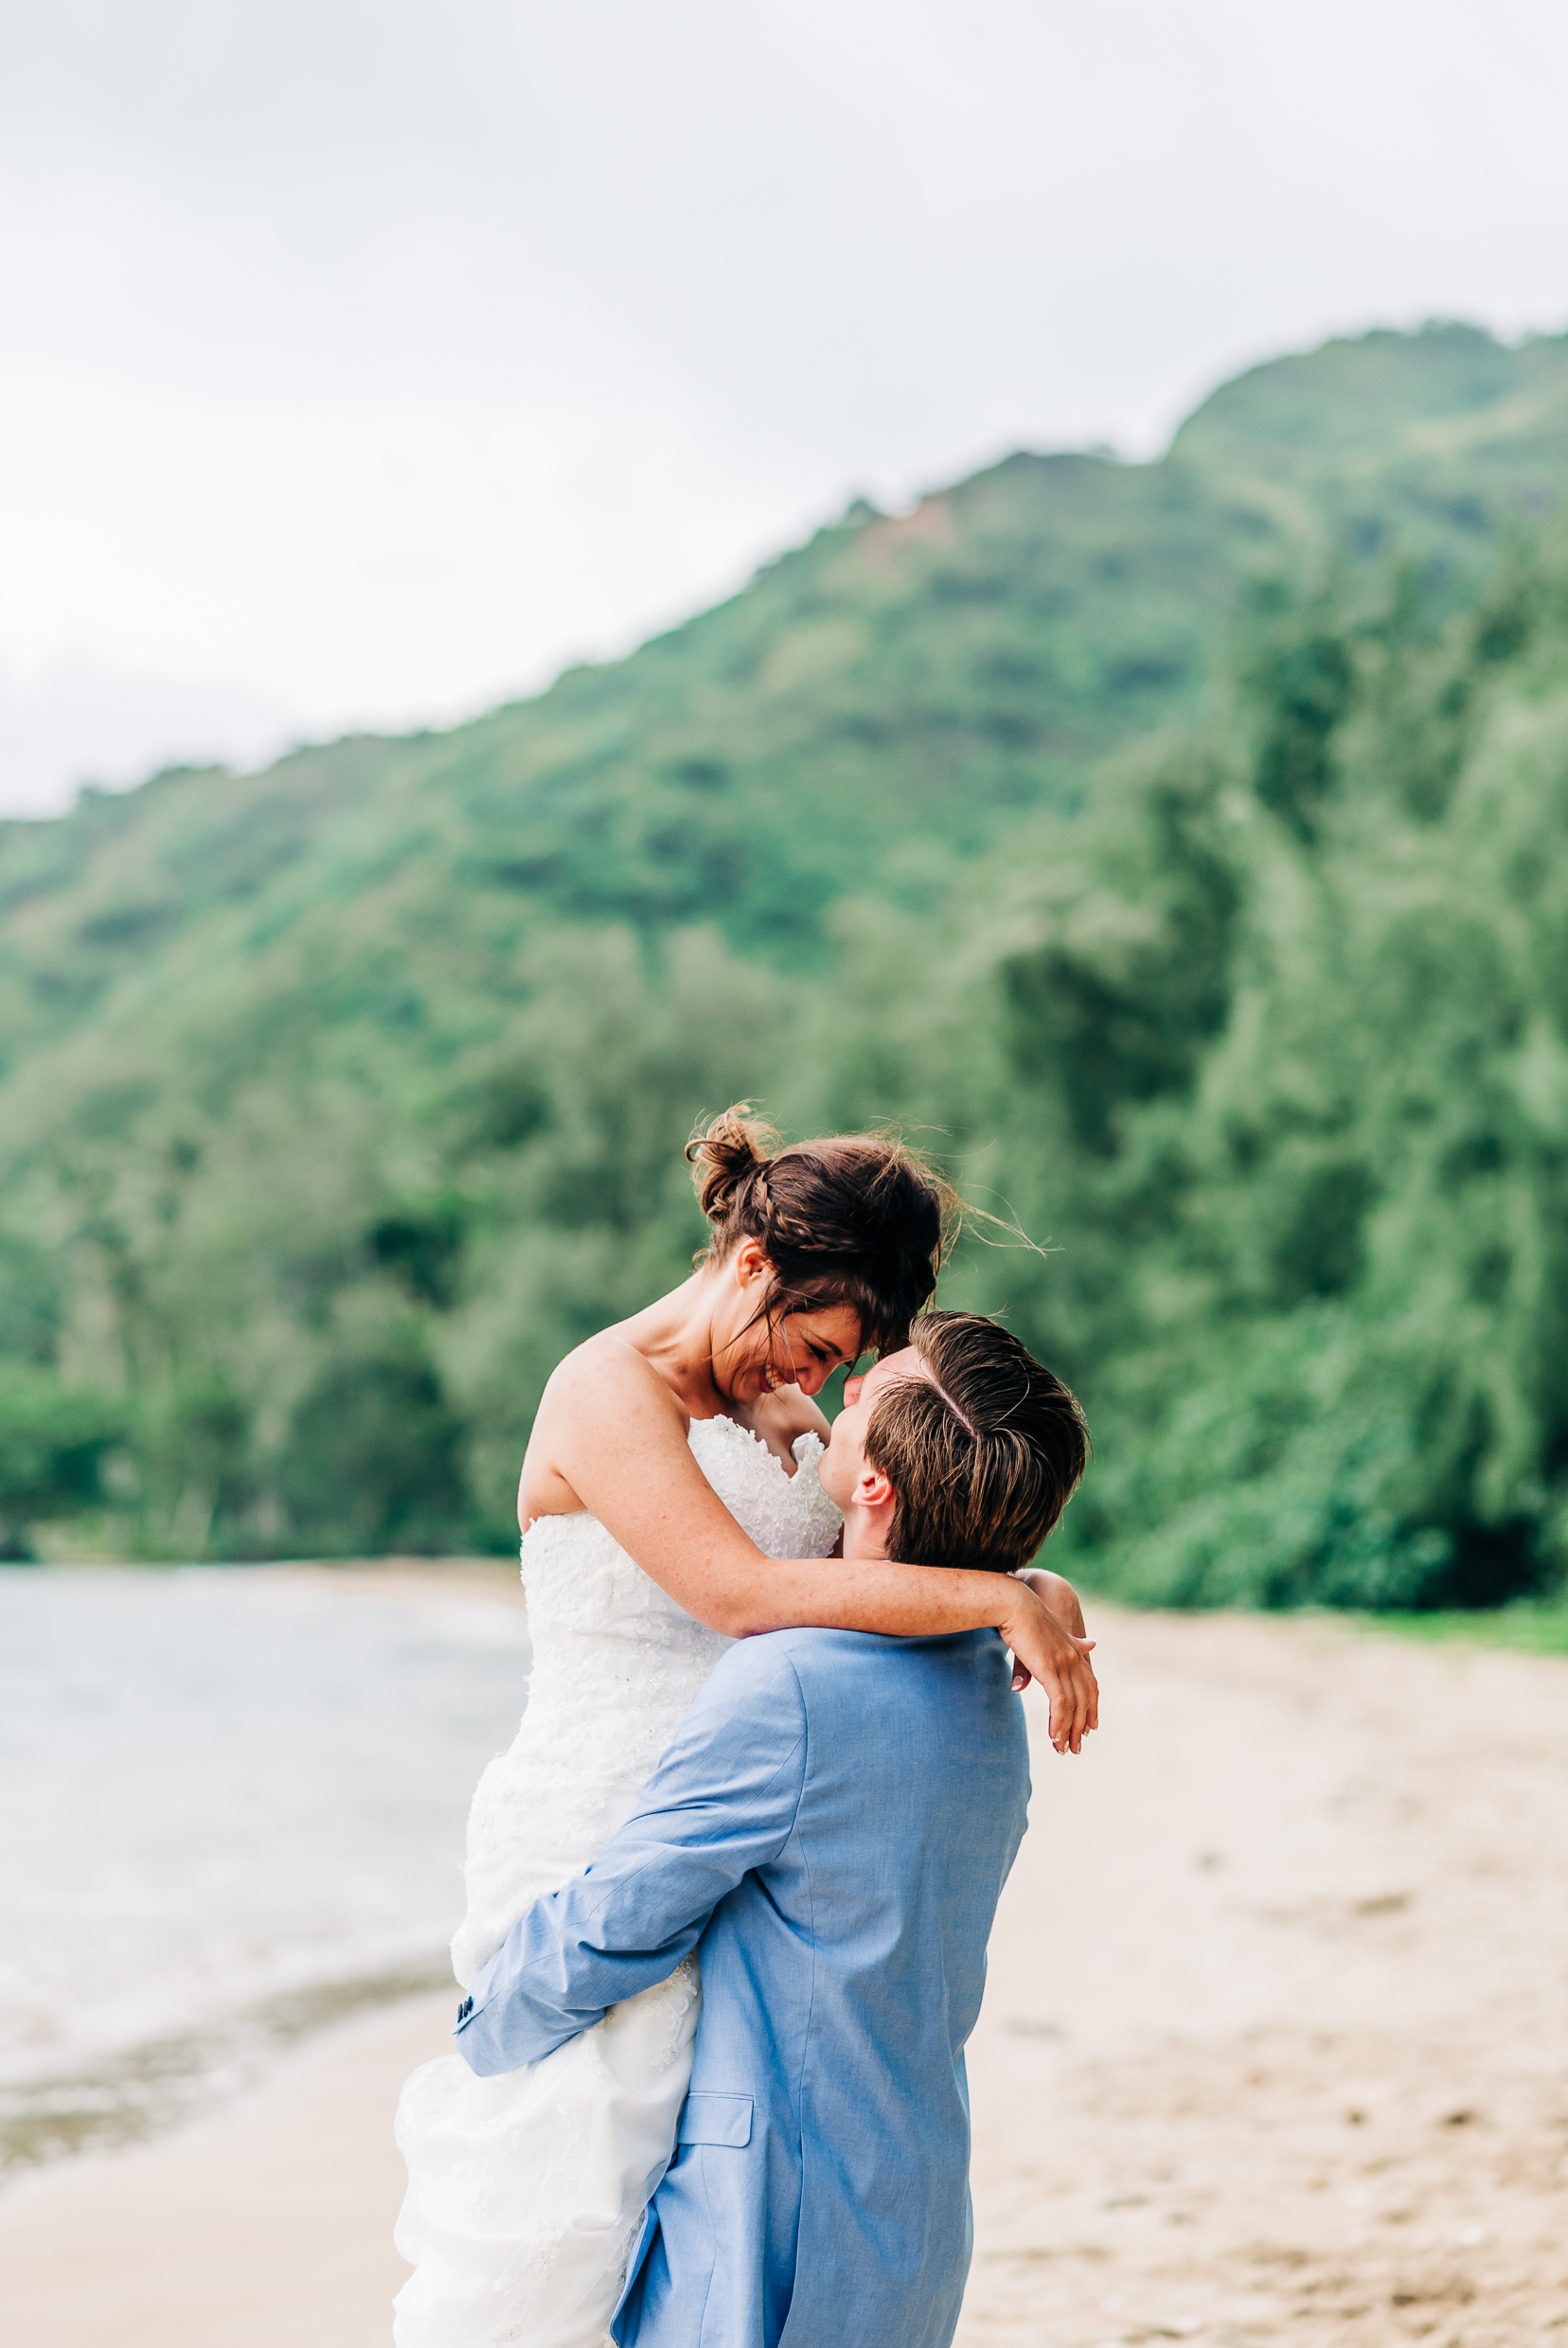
[454,1637,809,2077]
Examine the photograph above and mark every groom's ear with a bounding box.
[855,1465,897,1513]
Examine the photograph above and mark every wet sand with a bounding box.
[2,1602,1564,2346]
[0,1994,452,2347]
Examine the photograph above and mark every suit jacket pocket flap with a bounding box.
[677,2091,753,2148]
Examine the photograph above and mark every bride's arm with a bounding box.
[529,1343,1098,1753]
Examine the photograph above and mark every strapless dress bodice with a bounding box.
[520,1414,841,1642]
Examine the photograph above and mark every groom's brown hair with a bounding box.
[864,1311,1088,1575]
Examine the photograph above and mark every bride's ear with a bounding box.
[733,1238,769,1288]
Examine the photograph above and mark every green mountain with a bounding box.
[4,319,1568,1582]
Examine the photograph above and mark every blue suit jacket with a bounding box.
[455,1626,1031,2348]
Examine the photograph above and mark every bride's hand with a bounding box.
[996,1580,1098,1755]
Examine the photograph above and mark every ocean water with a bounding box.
[0,1566,530,2179]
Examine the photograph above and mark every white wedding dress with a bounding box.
[393,1415,843,2348]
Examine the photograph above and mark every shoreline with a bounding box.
[0,1953,456,2187]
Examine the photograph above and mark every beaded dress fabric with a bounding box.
[393,1417,842,2348]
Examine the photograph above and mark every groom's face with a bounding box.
[819,1346,924,1517]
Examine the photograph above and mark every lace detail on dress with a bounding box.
[394,1418,842,2348]
[648,1955,700,2072]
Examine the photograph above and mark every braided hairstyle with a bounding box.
[686,1104,955,1358]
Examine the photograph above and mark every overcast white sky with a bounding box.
[2,0,1565,814]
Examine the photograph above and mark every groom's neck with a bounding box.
[841,1513,893,1565]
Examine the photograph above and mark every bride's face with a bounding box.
[712,1240,864,1404]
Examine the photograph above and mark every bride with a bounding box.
[394,1108,1096,2347]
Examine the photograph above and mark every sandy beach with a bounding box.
[2,1602,1564,2347]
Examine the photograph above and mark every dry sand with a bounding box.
[2,1604,1565,2347]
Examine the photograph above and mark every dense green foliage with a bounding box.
[811,525,1568,1610]
[3,321,1568,1600]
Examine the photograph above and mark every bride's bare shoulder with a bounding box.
[538,1330,687,1432]
[522,1333,693,1522]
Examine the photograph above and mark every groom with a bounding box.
[454,1310,1093,2348]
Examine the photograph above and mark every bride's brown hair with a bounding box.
[686,1104,957,1356]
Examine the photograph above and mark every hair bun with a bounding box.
[684,1112,954,1352]
[686,1104,779,1224]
